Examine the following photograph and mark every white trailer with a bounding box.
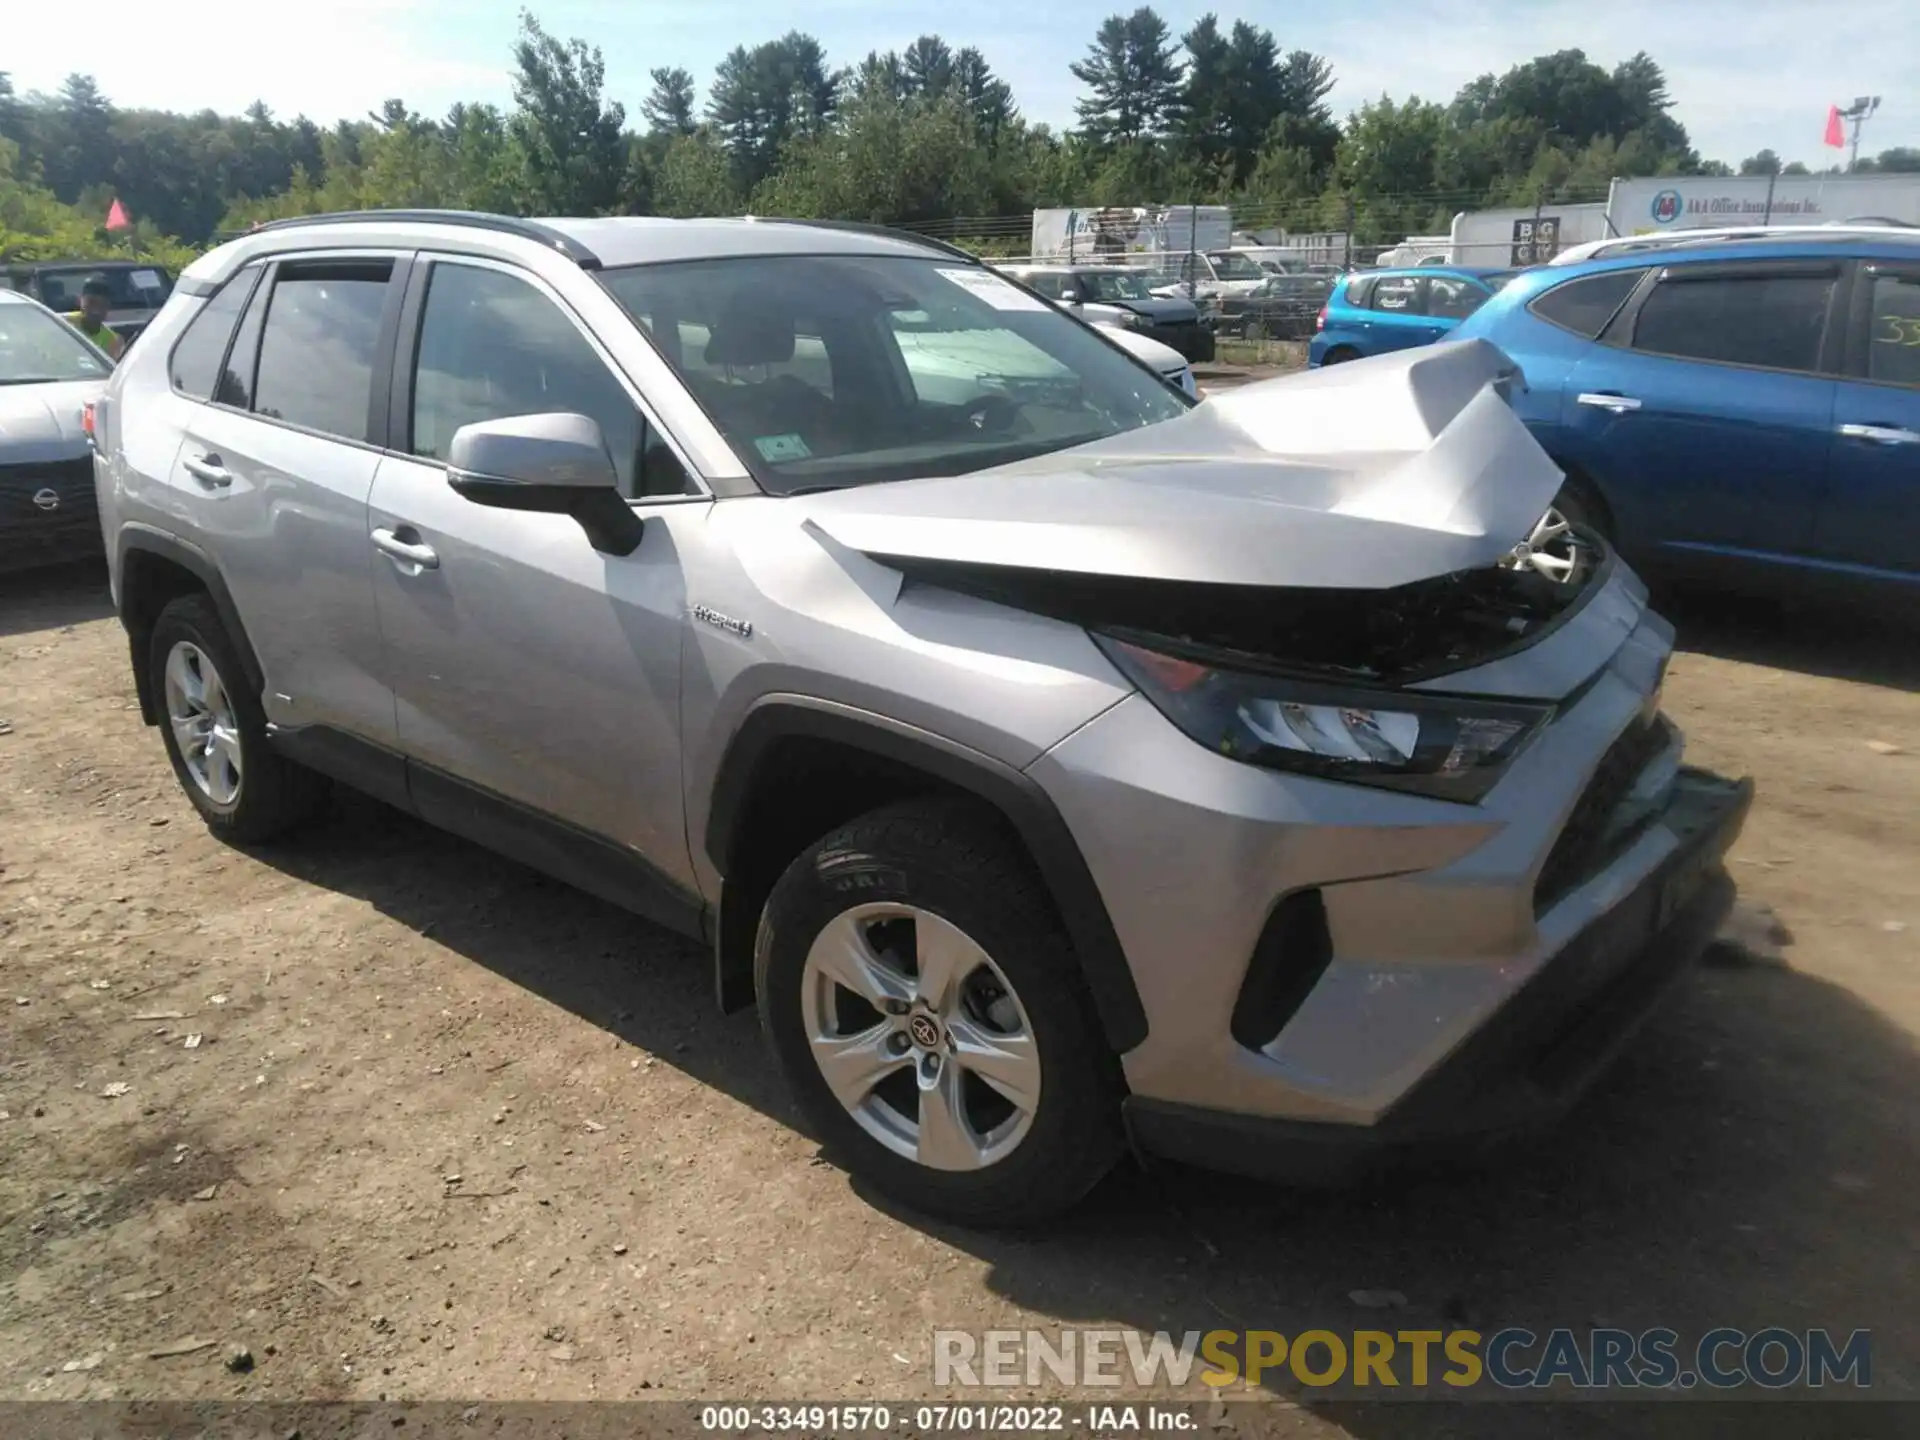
[1605,174,1920,236]
[1448,201,1610,267]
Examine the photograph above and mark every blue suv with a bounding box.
[1451,234,1920,594]
[1309,267,1516,366]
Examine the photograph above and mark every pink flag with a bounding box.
[1824,106,1846,149]
[105,198,131,231]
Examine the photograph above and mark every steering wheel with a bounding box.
[961,393,1020,436]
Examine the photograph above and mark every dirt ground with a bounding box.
[1,561,1916,1435]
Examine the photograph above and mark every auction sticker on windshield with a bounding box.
[937,268,1048,312]
[754,433,812,462]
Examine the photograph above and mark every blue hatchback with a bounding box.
[1450,234,1920,594]
[1308,267,1517,367]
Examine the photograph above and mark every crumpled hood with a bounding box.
[797,338,1556,591]
[0,379,104,464]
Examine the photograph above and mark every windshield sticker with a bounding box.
[936,268,1048,313]
[131,269,164,290]
[754,433,812,462]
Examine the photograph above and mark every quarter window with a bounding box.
[1630,270,1836,374]
[252,262,393,441]
[1528,269,1646,339]
[410,262,690,499]
[168,268,257,399]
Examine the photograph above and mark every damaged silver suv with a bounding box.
[92,211,1752,1225]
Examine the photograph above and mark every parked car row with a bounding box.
[1312,231,1919,596]
[2,259,175,345]
[71,210,1752,1225]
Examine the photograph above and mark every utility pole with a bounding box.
[1842,96,1881,171]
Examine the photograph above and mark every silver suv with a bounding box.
[92,211,1752,1225]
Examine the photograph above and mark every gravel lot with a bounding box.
[1,561,1915,1435]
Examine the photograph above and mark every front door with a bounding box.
[1558,259,1841,566]
[365,255,708,903]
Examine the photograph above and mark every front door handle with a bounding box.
[182,453,231,488]
[371,527,439,570]
[1837,422,1920,446]
[1578,392,1642,413]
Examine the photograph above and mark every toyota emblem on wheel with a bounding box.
[908,1013,943,1049]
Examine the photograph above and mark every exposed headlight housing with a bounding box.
[1096,636,1549,803]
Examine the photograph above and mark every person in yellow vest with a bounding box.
[66,277,126,362]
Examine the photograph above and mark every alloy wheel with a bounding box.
[1503,505,1587,584]
[163,640,243,805]
[799,902,1041,1172]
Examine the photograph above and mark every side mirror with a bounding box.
[447,412,643,557]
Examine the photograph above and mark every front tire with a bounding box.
[755,799,1124,1226]
[150,594,324,844]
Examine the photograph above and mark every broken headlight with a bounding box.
[1096,636,1550,803]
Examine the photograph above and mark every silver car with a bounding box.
[1,290,113,573]
[91,212,1751,1225]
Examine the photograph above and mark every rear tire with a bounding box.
[1322,346,1360,365]
[755,799,1124,1226]
[150,595,325,844]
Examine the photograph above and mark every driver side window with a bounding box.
[410,261,692,498]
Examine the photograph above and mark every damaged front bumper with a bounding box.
[1122,768,1751,1184]
[1025,578,1754,1183]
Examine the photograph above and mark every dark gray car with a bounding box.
[0,291,112,573]
[1002,265,1216,362]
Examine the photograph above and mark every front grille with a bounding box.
[0,455,102,571]
[1534,713,1670,912]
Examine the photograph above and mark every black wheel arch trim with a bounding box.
[115,524,264,726]
[704,698,1150,1055]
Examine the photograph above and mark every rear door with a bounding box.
[1364,275,1438,352]
[1558,258,1842,566]
[1819,260,1920,577]
[170,252,409,748]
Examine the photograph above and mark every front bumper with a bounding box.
[1143,322,1215,363]
[1124,768,1751,1183]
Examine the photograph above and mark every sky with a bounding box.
[7,0,1914,174]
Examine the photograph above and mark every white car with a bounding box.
[0,289,114,574]
[1098,325,1197,397]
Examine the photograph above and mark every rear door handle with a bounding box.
[182,453,231,488]
[1578,392,1642,413]
[1837,422,1920,446]
[371,527,439,570]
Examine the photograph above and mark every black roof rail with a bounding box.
[743,216,982,264]
[240,209,603,270]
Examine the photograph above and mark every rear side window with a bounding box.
[168,269,258,399]
[1631,270,1836,374]
[252,261,393,442]
[1867,272,1920,388]
[1371,276,1420,312]
[1528,269,1646,339]
[1343,277,1375,307]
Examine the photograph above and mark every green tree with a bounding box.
[902,36,955,98]
[654,129,740,217]
[1740,149,1782,176]
[1175,15,1232,170]
[707,33,839,189]
[507,10,627,214]
[643,67,698,137]
[1071,8,1185,146]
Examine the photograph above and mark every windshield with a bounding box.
[1207,252,1266,280]
[1482,271,1521,292]
[1080,271,1153,302]
[599,255,1191,494]
[32,266,174,312]
[0,303,114,383]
